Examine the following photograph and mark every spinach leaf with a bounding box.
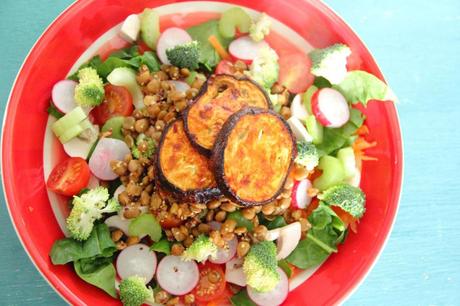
[50,223,116,265]
[187,20,232,69]
[150,239,171,255]
[278,259,292,278]
[262,216,287,230]
[97,57,131,78]
[227,211,254,232]
[139,51,161,72]
[316,108,365,155]
[47,103,64,119]
[230,290,256,306]
[286,203,346,269]
[67,55,103,81]
[74,259,117,297]
[313,76,332,89]
[109,45,140,59]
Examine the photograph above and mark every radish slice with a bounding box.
[156,255,199,295]
[63,136,96,159]
[116,244,157,284]
[105,214,131,235]
[225,257,246,286]
[275,222,301,260]
[86,175,100,189]
[290,94,309,121]
[89,138,130,180]
[156,27,192,64]
[311,88,350,128]
[229,36,268,64]
[287,117,313,142]
[168,80,190,93]
[247,268,289,306]
[209,236,237,264]
[52,80,78,113]
[291,179,312,209]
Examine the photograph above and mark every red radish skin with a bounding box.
[228,36,268,64]
[156,255,199,295]
[247,267,289,306]
[311,88,350,128]
[278,52,315,94]
[291,179,312,209]
[156,27,192,64]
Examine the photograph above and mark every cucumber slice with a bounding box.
[140,9,160,49]
[313,156,345,191]
[101,116,124,140]
[185,71,197,85]
[302,85,318,114]
[305,115,323,144]
[58,124,84,143]
[52,107,87,137]
[107,67,144,109]
[219,7,251,38]
[337,147,357,179]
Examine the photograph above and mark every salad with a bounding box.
[46,6,392,306]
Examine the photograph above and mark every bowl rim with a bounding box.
[0,0,404,304]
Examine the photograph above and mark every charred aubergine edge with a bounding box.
[155,118,221,203]
[211,107,296,207]
[183,74,272,156]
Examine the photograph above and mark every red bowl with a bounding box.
[1,0,402,305]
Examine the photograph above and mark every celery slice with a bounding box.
[219,7,251,38]
[101,116,124,140]
[52,106,87,137]
[305,115,323,144]
[313,156,345,191]
[58,124,84,143]
[129,214,162,242]
[140,9,160,49]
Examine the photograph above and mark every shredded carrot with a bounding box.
[208,35,230,60]
[352,136,378,169]
[355,124,370,136]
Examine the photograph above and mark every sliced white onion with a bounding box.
[105,215,131,235]
[88,138,130,180]
[168,80,190,93]
[229,36,268,63]
[156,255,199,295]
[116,244,157,284]
[225,257,246,286]
[290,94,309,121]
[62,135,96,159]
[247,268,289,306]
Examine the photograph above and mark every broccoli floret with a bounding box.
[309,43,351,85]
[132,134,156,159]
[182,235,218,262]
[119,276,155,306]
[249,13,271,42]
[166,41,200,70]
[74,67,105,107]
[318,183,366,218]
[66,187,121,241]
[295,140,319,171]
[245,45,279,89]
[243,241,280,292]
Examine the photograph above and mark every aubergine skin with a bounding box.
[211,107,296,207]
[183,74,272,156]
[155,119,221,203]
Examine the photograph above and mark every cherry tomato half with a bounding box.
[192,262,226,303]
[46,157,90,196]
[91,84,133,125]
[215,60,234,75]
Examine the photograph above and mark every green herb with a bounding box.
[47,103,64,119]
[313,76,332,89]
[230,290,256,306]
[187,20,232,69]
[49,223,116,265]
[67,56,103,81]
[263,215,287,230]
[150,239,171,255]
[74,258,117,297]
[286,203,346,269]
[333,70,391,106]
[278,259,292,278]
[227,211,254,231]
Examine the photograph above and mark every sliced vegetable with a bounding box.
[47,157,90,196]
[156,255,199,295]
[192,262,226,302]
[305,115,324,144]
[51,106,87,137]
[290,94,309,121]
[215,59,234,75]
[62,127,99,159]
[313,155,345,191]
[225,257,246,286]
[311,88,350,128]
[116,244,157,283]
[106,67,143,109]
[52,80,78,113]
[219,7,251,38]
[120,14,140,43]
[156,27,192,64]
[302,85,318,114]
[291,179,312,209]
[140,9,160,49]
[337,147,357,179]
[104,214,131,235]
[227,211,254,232]
[208,35,230,60]
[74,259,117,298]
[229,36,268,64]
[128,213,162,242]
[278,52,314,93]
[247,268,289,306]
[212,108,295,206]
[287,117,313,143]
[88,138,130,180]
[274,222,301,259]
[209,235,237,264]
[100,116,124,140]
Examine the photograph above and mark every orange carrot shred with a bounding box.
[208,35,230,60]
[356,125,369,136]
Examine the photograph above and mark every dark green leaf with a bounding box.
[97,57,131,78]
[140,51,160,72]
[263,216,287,230]
[150,239,171,255]
[109,45,140,59]
[278,259,292,278]
[227,211,254,231]
[230,290,256,306]
[313,76,332,89]
[286,237,329,269]
[74,259,117,297]
[47,103,64,119]
[67,55,103,81]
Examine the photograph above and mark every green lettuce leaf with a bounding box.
[74,258,117,297]
[231,290,256,306]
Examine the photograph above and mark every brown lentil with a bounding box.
[242,207,256,220]
[234,226,247,235]
[184,294,195,305]
[126,236,140,246]
[171,227,186,242]
[299,218,311,232]
[126,181,142,196]
[221,202,237,212]
[291,209,302,221]
[166,297,180,306]
[118,191,130,206]
[254,225,268,241]
[116,241,127,250]
[111,229,123,242]
[271,83,285,94]
[292,164,309,181]
[262,202,276,215]
[123,205,141,219]
[134,118,149,133]
[183,235,194,248]
[171,243,185,256]
[155,290,170,304]
[222,232,235,241]
[237,241,250,257]
[198,223,211,234]
[207,200,221,210]
[221,219,237,233]
[214,210,227,222]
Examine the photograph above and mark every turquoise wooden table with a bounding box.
[1,0,459,305]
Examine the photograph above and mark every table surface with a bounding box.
[1,0,459,305]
